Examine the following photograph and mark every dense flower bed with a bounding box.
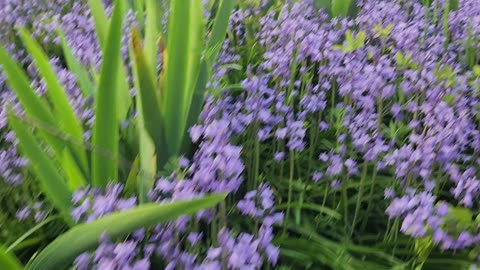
[2,0,480,269]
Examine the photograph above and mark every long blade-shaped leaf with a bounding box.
[91,0,125,187]
[145,0,160,72]
[0,246,23,270]
[131,27,168,169]
[129,39,157,202]
[18,28,88,175]
[88,0,131,122]
[27,193,227,270]
[0,46,64,154]
[163,0,205,157]
[181,60,209,154]
[182,0,234,153]
[87,0,108,46]
[332,0,352,17]
[206,0,235,71]
[61,148,88,190]
[58,29,95,97]
[183,1,205,107]
[8,110,73,225]
[131,0,146,28]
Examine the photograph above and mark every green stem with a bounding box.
[341,178,349,234]
[331,80,337,123]
[283,152,295,237]
[360,163,377,232]
[351,161,368,236]
[321,185,329,212]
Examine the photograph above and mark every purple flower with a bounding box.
[273,151,285,161]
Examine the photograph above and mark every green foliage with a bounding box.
[27,193,227,270]
[162,0,205,157]
[333,30,366,52]
[58,29,95,97]
[7,110,74,226]
[0,246,23,270]
[415,236,434,269]
[91,0,124,187]
[395,52,419,70]
[0,44,65,156]
[131,26,166,188]
[331,0,352,18]
[18,28,89,176]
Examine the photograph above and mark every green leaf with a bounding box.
[415,236,434,267]
[449,0,459,10]
[355,31,366,48]
[345,30,354,45]
[87,0,109,46]
[8,110,73,226]
[332,0,352,17]
[473,65,480,77]
[313,0,331,11]
[0,246,23,270]
[130,31,159,201]
[181,59,209,154]
[163,0,205,157]
[0,45,64,155]
[206,0,235,71]
[180,0,234,154]
[58,28,95,97]
[131,27,168,170]
[27,193,227,270]
[124,156,140,197]
[131,0,146,28]
[144,0,160,72]
[91,0,125,187]
[443,0,451,50]
[449,207,473,228]
[61,148,88,189]
[275,203,342,220]
[88,0,131,123]
[442,94,455,106]
[18,28,88,175]
[7,217,59,252]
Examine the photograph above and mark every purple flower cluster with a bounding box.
[204,0,480,259]
[15,201,47,223]
[75,232,151,270]
[71,183,137,223]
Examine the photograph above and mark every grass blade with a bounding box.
[131,27,168,169]
[27,193,227,270]
[87,0,108,46]
[181,60,209,154]
[91,0,125,187]
[131,0,146,29]
[182,1,234,152]
[0,246,23,270]
[8,110,73,226]
[61,148,88,190]
[145,0,160,72]
[123,155,140,197]
[88,0,131,122]
[206,0,235,70]
[58,28,95,97]
[18,28,88,175]
[0,46,64,155]
[129,37,157,202]
[7,217,59,252]
[163,0,205,157]
[332,0,352,17]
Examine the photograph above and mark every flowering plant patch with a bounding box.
[1,0,480,269]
